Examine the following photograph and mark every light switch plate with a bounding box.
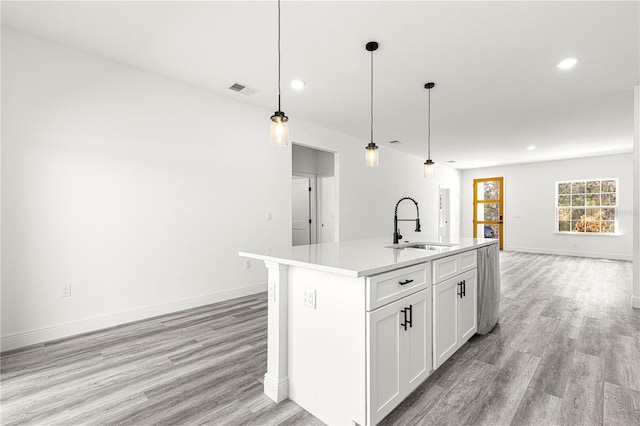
[303,287,316,309]
[268,282,276,302]
[61,284,71,298]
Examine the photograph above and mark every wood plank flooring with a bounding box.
[2,251,639,425]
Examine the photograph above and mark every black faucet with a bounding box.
[393,197,421,244]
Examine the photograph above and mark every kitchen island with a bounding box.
[239,237,499,426]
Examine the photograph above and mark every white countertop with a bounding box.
[239,237,499,278]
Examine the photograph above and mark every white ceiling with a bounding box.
[2,1,639,169]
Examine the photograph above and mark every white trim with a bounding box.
[634,85,640,311]
[263,374,289,403]
[1,283,267,352]
[263,261,289,403]
[505,246,632,261]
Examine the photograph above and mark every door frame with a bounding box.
[473,177,504,249]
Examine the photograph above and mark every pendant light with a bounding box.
[365,41,379,167]
[424,82,435,177]
[270,0,288,147]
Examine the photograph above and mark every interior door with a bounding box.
[292,178,311,246]
[438,188,450,241]
[318,176,336,243]
[473,177,504,249]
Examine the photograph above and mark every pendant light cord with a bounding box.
[427,86,431,159]
[370,49,374,144]
[277,0,282,111]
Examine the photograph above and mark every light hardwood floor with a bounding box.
[2,252,639,425]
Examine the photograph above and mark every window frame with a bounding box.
[554,178,619,235]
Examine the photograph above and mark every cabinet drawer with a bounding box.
[367,263,430,311]
[432,250,477,284]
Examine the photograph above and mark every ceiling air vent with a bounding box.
[388,140,402,144]
[229,83,259,96]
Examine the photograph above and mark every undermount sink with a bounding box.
[385,242,457,251]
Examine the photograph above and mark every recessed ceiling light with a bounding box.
[556,57,578,70]
[291,79,306,90]
[526,145,536,151]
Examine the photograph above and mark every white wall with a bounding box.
[461,154,633,260]
[1,29,461,349]
[633,85,639,309]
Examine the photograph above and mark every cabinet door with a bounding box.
[459,270,478,342]
[367,298,403,425]
[404,289,431,395]
[433,278,459,369]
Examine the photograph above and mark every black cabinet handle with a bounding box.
[400,304,414,330]
[457,281,463,298]
[400,308,408,330]
[462,279,466,297]
[398,279,414,286]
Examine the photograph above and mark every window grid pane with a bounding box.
[556,178,618,234]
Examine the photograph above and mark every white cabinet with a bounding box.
[433,268,477,369]
[433,275,459,367]
[251,242,493,426]
[367,289,431,425]
[459,270,477,342]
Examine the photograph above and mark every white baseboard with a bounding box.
[505,246,633,261]
[264,374,289,403]
[1,283,267,352]
[632,296,640,309]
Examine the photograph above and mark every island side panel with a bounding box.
[263,261,289,402]
[287,266,367,426]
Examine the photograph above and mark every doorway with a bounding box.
[292,144,337,246]
[438,187,451,241]
[473,177,504,249]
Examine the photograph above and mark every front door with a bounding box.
[473,177,504,249]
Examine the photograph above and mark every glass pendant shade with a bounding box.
[365,142,379,167]
[424,159,435,177]
[270,111,289,147]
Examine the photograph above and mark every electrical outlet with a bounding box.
[266,212,272,221]
[243,259,251,269]
[303,288,316,309]
[61,284,71,298]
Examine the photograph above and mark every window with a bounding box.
[556,179,618,234]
